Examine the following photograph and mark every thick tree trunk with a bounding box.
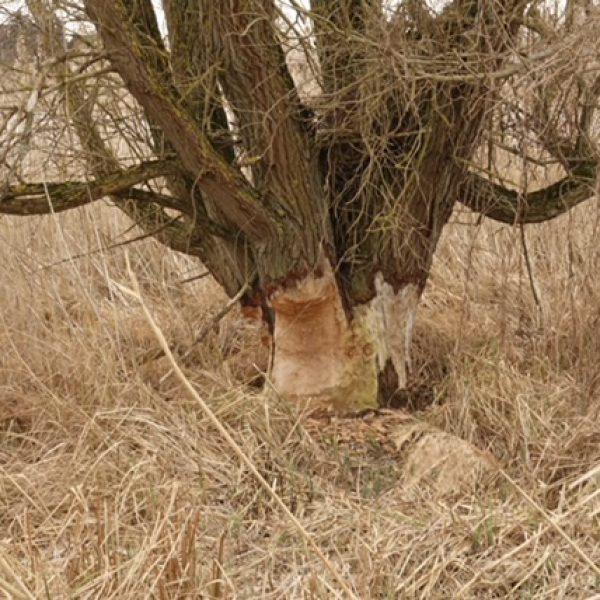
[267,259,422,414]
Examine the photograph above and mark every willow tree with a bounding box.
[1,1,599,413]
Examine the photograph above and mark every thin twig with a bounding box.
[37,215,184,272]
[520,224,541,309]
[178,271,210,285]
[150,282,250,377]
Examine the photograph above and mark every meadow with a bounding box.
[1,182,600,598]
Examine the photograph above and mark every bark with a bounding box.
[459,164,596,224]
[162,0,234,159]
[207,1,332,283]
[86,0,333,289]
[28,0,254,298]
[0,160,178,215]
[84,0,275,242]
[123,0,256,297]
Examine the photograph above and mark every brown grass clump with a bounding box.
[2,196,600,598]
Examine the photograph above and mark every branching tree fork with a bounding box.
[1,0,599,413]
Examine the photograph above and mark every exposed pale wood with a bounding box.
[270,259,378,414]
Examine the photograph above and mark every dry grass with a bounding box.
[2,195,600,599]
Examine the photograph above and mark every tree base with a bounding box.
[269,262,378,414]
[268,263,420,414]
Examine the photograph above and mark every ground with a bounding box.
[1,197,600,599]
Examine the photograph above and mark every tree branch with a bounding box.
[163,0,235,163]
[459,165,596,224]
[120,0,173,158]
[0,160,179,215]
[24,1,255,298]
[84,0,275,241]
[214,1,325,225]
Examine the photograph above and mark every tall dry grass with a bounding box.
[1,189,600,597]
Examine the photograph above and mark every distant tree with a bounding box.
[1,1,598,413]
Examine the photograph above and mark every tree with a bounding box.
[1,1,598,414]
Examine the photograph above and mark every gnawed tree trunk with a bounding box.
[269,260,373,412]
[3,1,599,415]
[266,256,423,412]
[268,259,418,412]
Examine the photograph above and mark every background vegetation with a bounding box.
[2,2,600,598]
[2,185,600,598]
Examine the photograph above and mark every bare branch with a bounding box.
[25,1,253,296]
[84,0,275,241]
[215,1,325,223]
[0,159,179,215]
[459,165,597,225]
